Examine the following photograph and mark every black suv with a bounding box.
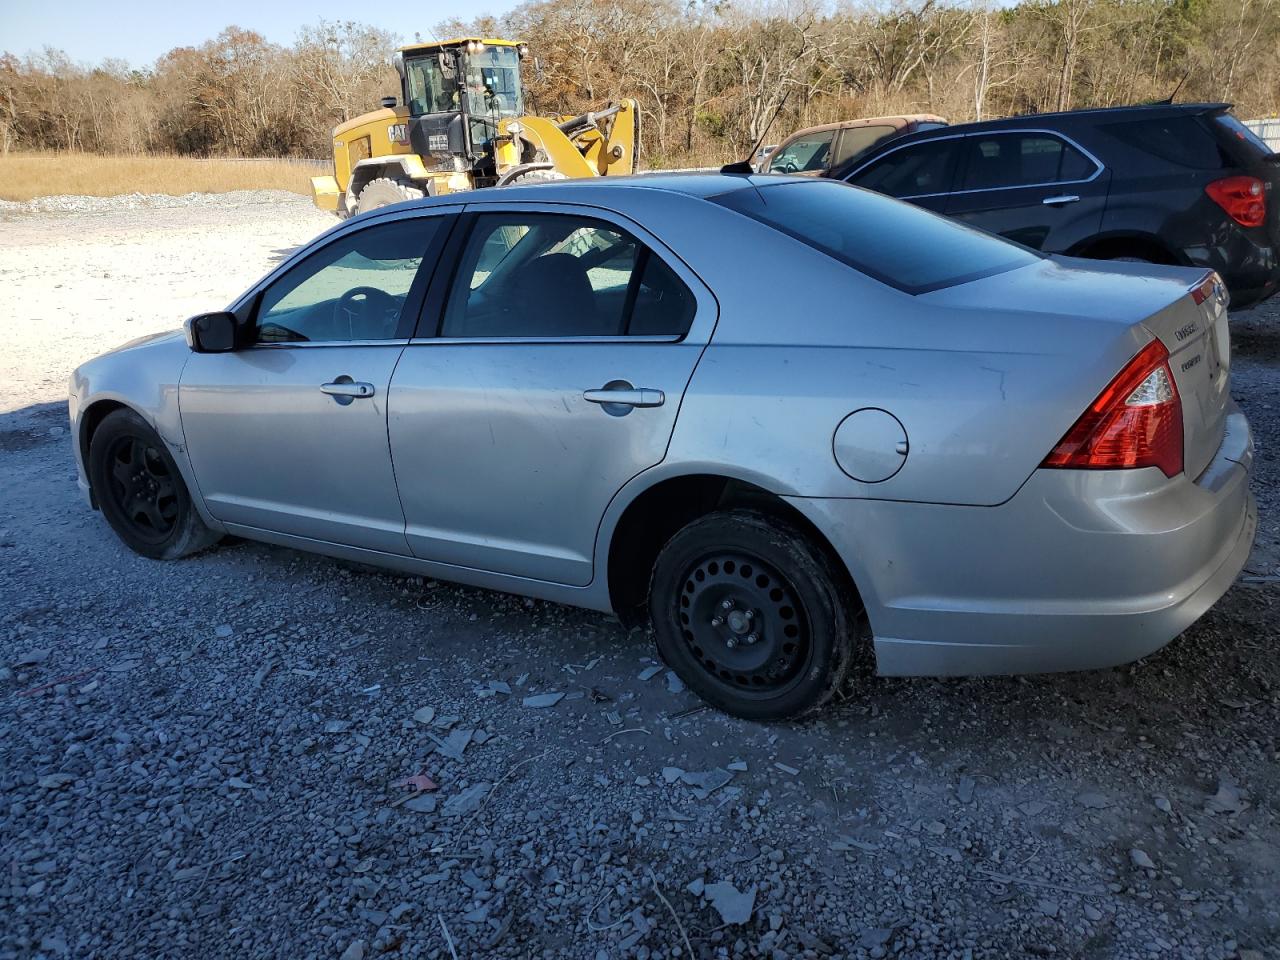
[828,103,1280,307]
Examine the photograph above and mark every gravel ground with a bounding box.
[1,192,1278,960]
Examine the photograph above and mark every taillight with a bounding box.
[1043,339,1183,478]
[1205,175,1266,228]
[1190,272,1222,306]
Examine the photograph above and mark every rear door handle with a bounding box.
[1042,194,1080,206]
[321,380,375,399]
[583,387,665,408]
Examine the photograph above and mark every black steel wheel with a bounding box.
[88,409,220,560]
[649,509,858,719]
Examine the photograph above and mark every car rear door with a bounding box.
[386,202,716,586]
[944,129,1109,252]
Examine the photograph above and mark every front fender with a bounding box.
[71,333,222,529]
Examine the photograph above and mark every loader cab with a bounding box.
[397,39,526,177]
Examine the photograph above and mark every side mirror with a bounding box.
[380,95,398,109]
[184,311,238,353]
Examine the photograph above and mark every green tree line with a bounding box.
[2,0,1276,166]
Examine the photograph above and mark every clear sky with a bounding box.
[0,0,517,67]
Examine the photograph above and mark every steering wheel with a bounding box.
[333,287,400,340]
[774,158,799,173]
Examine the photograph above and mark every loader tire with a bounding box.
[497,164,569,187]
[355,178,425,215]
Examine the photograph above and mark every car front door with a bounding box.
[387,204,715,586]
[179,210,456,553]
[944,130,1110,252]
[844,136,963,213]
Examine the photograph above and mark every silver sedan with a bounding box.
[69,174,1256,718]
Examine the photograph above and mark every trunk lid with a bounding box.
[1136,272,1231,481]
[927,255,1231,488]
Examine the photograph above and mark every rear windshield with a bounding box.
[712,179,1038,294]
[1212,114,1277,162]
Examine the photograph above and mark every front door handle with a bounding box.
[1042,194,1080,206]
[583,386,665,408]
[321,379,375,400]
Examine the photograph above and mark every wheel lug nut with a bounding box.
[711,616,723,627]
[721,599,734,610]
[726,638,737,649]
[744,610,754,620]
[745,633,759,645]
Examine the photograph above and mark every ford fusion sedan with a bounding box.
[69,175,1256,719]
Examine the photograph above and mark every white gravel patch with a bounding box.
[0,191,334,423]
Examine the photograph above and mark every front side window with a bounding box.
[850,138,960,198]
[767,130,835,173]
[441,213,694,339]
[255,220,439,343]
[714,179,1038,294]
[462,46,524,118]
[959,133,1095,191]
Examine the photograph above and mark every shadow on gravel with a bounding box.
[267,244,303,266]
[0,400,69,451]
[1231,303,1280,362]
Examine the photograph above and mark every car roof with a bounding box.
[922,101,1229,136]
[827,101,1233,179]
[779,114,947,141]
[389,172,803,210]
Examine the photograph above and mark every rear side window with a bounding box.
[442,213,694,338]
[959,133,1095,190]
[850,138,960,198]
[714,180,1038,294]
[1100,116,1227,169]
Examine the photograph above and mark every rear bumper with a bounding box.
[786,403,1255,676]
[1186,225,1280,308]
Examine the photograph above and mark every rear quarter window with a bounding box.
[1100,116,1228,169]
[1211,114,1278,165]
[714,180,1038,294]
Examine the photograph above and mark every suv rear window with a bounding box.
[714,179,1038,294]
[1212,114,1277,163]
[1100,116,1227,169]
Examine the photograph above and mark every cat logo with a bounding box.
[387,123,408,145]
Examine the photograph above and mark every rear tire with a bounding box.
[88,409,220,560]
[648,509,858,720]
[355,177,425,215]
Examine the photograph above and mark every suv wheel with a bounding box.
[648,509,858,719]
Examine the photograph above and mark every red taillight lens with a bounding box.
[1043,339,1183,478]
[1205,175,1266,228]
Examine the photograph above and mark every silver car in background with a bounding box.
[69,175,1256,718]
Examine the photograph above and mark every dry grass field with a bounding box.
[0,152,318,201]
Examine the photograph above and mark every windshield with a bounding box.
[405,55,457,115]
[462,46,523,118]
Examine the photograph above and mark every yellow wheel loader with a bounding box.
[310,38,639,217]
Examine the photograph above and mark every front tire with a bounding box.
[88,409,220,560]
[648,510,858,720]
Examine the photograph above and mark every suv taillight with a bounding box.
[1205,175,1266,228]
[1043,339,1183,478]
